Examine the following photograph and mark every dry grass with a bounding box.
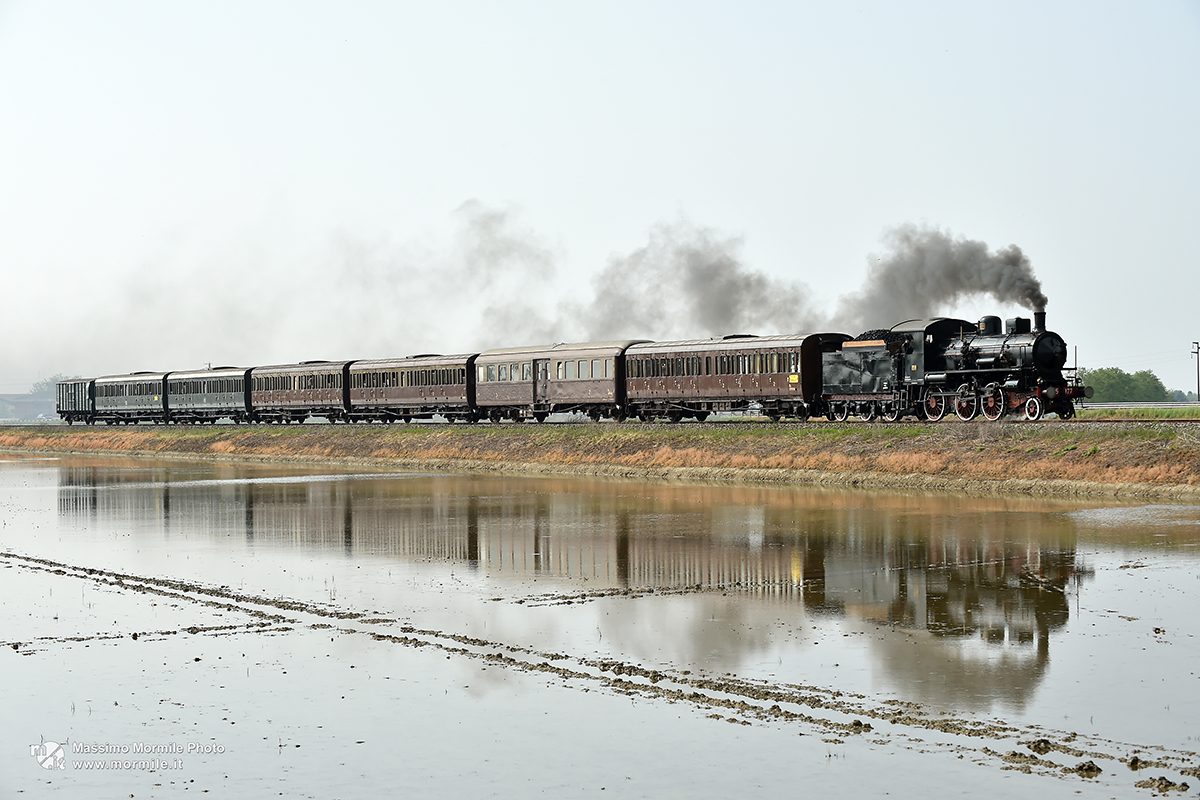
[4,420,1200,492]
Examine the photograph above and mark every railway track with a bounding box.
[5,416,1200,429]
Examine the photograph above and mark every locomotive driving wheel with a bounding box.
[1023,396,1045,421]
[882,404,903,423]
[832,403,850,422]
[859,403,877,422]
[954,384,979,421]
[924,392,947,422]
[981,383,1006,421]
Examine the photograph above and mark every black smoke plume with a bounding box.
[579,222,818,341]
[830,224,1048,332]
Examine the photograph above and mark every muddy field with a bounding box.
[3,420,1200,498]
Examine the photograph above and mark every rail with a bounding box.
[1078,402,1200,410]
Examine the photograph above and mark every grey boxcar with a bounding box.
[55,378,96,425]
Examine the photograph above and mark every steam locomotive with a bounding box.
[54,311,1089,425]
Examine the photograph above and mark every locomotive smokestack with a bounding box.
[1034,310,1046,332]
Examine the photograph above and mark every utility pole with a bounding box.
[1193,342,1199,402]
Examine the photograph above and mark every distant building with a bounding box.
[0,394,55,419]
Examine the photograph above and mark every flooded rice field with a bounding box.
[2,454,1199,798]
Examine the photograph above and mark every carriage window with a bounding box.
[565,361,576,379]
[557,362,565,380]
[523,363,532,381]
[578,360,589,379]
[498,365,508,381]
[487,365,496,382]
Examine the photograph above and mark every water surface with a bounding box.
[3,455,1199,798]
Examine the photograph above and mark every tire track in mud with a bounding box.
[3,549,1197,794]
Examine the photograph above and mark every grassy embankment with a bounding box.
[4,420,1200,497]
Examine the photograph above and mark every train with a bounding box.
[54,311,1091,426]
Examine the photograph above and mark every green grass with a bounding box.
[1076,407,1200,419]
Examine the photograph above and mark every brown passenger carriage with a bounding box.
[347,354,476,422]
[249,361,351,424]
[475,341,647,422]
[624,333,850,421]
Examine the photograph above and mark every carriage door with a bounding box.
[534,359,549,405]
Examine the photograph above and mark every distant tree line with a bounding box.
[1078,367,1196,403]
[27,374,77,396]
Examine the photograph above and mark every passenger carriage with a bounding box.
[249,361,351,424]
[346,354,476,423]
[167,367,253,424]
[94,372,169,425]
[475,341,646,422]
[624,333,850,422]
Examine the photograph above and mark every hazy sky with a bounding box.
[2,2,1198,392]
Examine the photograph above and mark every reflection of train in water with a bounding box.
[57,461,1082,625]
[55,310,1090,425]
[57,460,1090,709]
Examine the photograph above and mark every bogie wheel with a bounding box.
[924,393,947,422]
[832,404,850,423]
[954,384,979,421]
[694,411,709,423]
[534,412,548,423]
[1024,396,1045,421]
[766,412,782,423]
[1057,404,1075,420]
[882,404,903,423]
[667,411,683,423]
[981,383,1006,421]
[860,403,877,422]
